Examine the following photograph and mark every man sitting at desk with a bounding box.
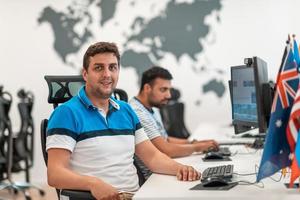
[129,66,219,179]
[46,42,200,200]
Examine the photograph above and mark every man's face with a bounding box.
[147,78,172,108]
[82,53,119,99]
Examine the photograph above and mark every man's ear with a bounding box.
[144,83,151,93]
[82,68,88,82]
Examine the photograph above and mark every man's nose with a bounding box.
[166,90,172,99]
[102,67,111,77]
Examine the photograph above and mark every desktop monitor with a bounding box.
[230,57,272,135]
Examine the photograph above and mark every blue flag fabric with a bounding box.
[296,136,300,166]
[293,39,300,167]
[257,44,299,182]
[293,39,300,68]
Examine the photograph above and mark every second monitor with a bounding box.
[230,57,273,136]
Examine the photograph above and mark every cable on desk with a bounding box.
[235,180,265,188]
[254,164,284,182]
[231,164,283,187]
[233,172,257,176]
[231,165,264,188]
[269,174,283,182]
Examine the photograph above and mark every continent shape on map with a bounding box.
[97,0,118,26]
[202,79,225,98]
[121,0,222,75]
[38,4,93,64]
[38,0,119,65]
[38,0,226,99]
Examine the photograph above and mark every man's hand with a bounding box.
[193,140,219,152]
[89,177,120,200]
[176,165,201,181]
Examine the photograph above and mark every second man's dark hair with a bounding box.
[83,42,120,70]
[140,66,173,92]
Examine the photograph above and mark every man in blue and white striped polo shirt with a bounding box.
[46,42,200,200]
[130,66,219,179]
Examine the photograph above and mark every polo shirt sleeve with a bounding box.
[46,105,78,153]
[134,122,149,145]
[126,104,149,145]
[131,105,162,141]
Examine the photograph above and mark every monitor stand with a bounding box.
[232,128,265,139]
[230,130,266,148]
[251,138,265,149]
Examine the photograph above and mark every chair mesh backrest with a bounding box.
[44,75,129,105]
[44,75,85,107]
[112,88,128,102]
[160,88,190,139]
[0,97,11,168]
[40,119,48,166]
[0,90,13,180]
[16,102,34,164]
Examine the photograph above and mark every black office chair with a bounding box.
[12,89,35,180]
[112,88,128,102]
[43,75,94,200]
[0,86,14,192]
[9,89,45,199]
[0,86,44,200]
[42,75,145,200]
[40,119,95,200]
[160,88,191,139]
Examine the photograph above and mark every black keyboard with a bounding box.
[207,147,231,156]
[218,147,231,156]
[201,164,234,181]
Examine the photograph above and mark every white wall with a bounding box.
[1,0,300,184]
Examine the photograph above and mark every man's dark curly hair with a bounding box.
[83,42,120,70]
[140,66,173,92]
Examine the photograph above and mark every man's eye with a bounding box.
[95,66,102,71]
[160,88,170,93]
[109,65,118,71]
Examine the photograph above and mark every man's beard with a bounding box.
[150,99,169,108]
[94,87,114,99]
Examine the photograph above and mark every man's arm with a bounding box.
[167,136,189,144]
[47,148,120,200]
[135,140,200,181]
[152,136,196,157]
[151,136,219,158]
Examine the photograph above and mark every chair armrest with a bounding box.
[60,189,95,200]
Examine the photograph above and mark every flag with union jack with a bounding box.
[288,85,300,187]
[286,38,300,187]
[257,40,299,182]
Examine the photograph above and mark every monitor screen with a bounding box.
[230,57,270,135]
[232,66,258,124]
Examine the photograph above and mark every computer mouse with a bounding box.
[204,152,224,160]
[202,177,229,187]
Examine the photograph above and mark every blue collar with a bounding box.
[78,86,120,111]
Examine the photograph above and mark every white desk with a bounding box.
[133,145,299,200]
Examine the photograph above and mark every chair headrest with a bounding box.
[44,75,129,106]
[44,75,85,105]
[170,88,181,101]
[17,89,34,103]
[0,86,12,105]
[0,86,12,120]
[112,89,128,102]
